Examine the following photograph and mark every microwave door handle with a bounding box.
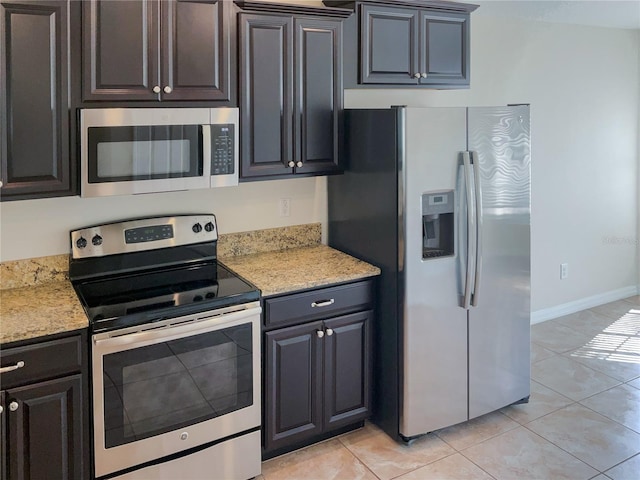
[202,124,212,179]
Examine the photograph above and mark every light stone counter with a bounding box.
[1,281,88,345]
[221,244,380,297]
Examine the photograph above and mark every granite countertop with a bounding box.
[221,244,380,297]
[1,281,88,345]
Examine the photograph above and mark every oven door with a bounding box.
[91,302,261,478]
[81,108,212,197]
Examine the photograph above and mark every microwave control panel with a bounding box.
[211,124,235,175]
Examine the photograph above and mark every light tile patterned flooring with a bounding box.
[258,296,640,480]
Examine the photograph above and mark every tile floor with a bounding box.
[258,296,640,480]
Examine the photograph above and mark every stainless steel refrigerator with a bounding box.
[328,105,531,440]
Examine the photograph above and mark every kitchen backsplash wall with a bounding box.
[0,223,322,290]
[0,177,327,262]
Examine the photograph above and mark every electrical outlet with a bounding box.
[560,263,569,280]
[279,198,291,217]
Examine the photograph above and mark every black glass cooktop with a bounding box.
[73,261,259,332]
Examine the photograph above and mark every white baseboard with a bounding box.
[531,285,640,325]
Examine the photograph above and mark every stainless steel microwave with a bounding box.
[80,108,239,197]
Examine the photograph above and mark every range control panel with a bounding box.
[71,214,217,259]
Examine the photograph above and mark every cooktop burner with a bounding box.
[69,214,260,333]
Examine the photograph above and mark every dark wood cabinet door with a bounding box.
[239,13,294,178]
[161,0,231,102]
[264,321,323,452]
[419,11,469,87]
[82,0,159,101]
[1,391,5,480]
[360,4,418,84]
[293,18,342,175]
[0,0,74,199]
[7,375,84,480]
[323,311,372,430]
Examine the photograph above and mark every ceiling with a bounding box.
[472,1,640,30]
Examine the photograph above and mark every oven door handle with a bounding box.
[93,305,261,349]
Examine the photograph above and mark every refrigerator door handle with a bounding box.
[462,151,476,310]
[471,151,483,307]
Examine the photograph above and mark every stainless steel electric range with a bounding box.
[69,214,261,480]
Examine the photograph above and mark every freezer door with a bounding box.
[467,106,531,419]
[401,108,469,437]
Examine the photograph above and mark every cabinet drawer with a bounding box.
[0,334,83,389]
[265,281,373,328]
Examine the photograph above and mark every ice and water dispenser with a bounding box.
[422,191,454,259]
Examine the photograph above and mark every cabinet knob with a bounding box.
[326,328,334,336]
[288,161,295,168]
[316,330,325,338]
[0,179,3,188]
[296,161,303,168]
[413,73,421,79]
[9,401,19,412]
[152,85,161,94]
[0,405,3,414]
[421,73,427,78]
[164,86,172,94]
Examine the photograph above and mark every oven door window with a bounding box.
[102,323,253,448]
[87,125,202,183]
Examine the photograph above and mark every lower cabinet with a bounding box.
[0,332,88,480]
[263,280,373,456]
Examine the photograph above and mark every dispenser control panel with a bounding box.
[422,190,455,260]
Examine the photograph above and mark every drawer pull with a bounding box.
[311,299,335,308]
[0,361,25,373]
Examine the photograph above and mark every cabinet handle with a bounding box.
[0,179,3,188]
[296,161,303,168]
[316,330,325,338]
[0,361,25,373]
[287,161,295,168]
[9,402,18,412]
[0,405,3,414]
[152,85,161,94]
[164,86,172,94]
[311,299,335,308]
[326,328,334,336]
[421,73,427,78]
[413,73,421,79]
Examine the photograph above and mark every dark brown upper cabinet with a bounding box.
[236,1,350,180]
[0,0,79,201]
[82,0,233,103]
[325,0,477,89]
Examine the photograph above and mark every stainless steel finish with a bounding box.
[0,360,25,373]
[110,430,261,480]
[401,107,468,437]
[471,150,483,306]
[461,151,476,310]
[466,105,531,420]
[92,302,262,478]
[311,299,335,308]
[288,161,295,167]
[326,328,334,336]
[163,86,172,94]
[316,330,325,338]
[71,214,217,259]
[9,401,18,412]
[421,73,427,78]
[413,73,420,79]
[153,85,161,93]
[80,108,239,197]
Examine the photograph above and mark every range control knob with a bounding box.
[76,237,87,249]
[192,223,203,233]
[205,291,216,299]
[193,295,203,302]
[92,234,103,246]
[204,222,215,232]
